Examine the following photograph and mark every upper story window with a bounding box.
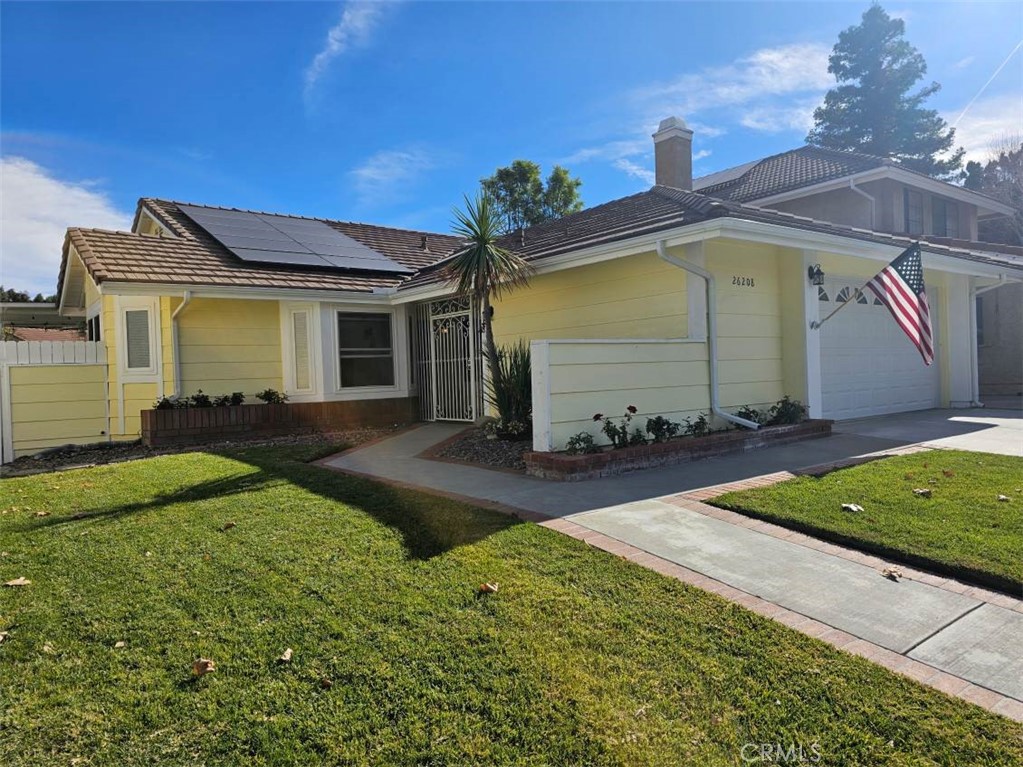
[903,189,923,235]
[932,198,959,238]
[337,311,394,388]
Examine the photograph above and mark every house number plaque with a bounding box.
[731,276,756,287]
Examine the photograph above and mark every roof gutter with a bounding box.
[656,240,759,430]
[170,290,192,399]
[848,178,876,229]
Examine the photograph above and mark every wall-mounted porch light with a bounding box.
[807,264,825,286]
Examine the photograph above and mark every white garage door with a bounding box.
[820,281,940,420]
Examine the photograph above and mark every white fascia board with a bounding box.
[752,167,1016,217]
[98,281,394,304]
[713,218,1023,278]
[391,221,726,304]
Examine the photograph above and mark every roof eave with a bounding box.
[750,166,1016,216]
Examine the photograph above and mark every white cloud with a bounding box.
[349,146,439,206]
[612,158,655,186]
[0,156,131,296]
[945,92,1023,164]
[304,2,393,99]
[635,42,832,116]
[565,42,832,185]
[952,55,975,71]
[693,149,712,162]
[738,100,819,134]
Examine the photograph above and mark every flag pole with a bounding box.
[810,287,864,330]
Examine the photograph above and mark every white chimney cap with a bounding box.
[653,116,693,142]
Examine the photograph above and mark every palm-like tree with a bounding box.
[444,192,533,400]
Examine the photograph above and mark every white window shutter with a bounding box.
[125,310,151,369]
[293,311,311,390]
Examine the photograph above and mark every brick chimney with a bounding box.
[652,116,693,190]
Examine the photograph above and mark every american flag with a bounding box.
[865,244,934,366]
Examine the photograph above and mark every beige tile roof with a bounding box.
[5,327,85,342]
[59,199,465,297]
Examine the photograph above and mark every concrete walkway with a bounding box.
[321,416,1023,719]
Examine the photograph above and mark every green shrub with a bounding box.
[735,405,768,425]
[189,390,213,408]
[593,405,642,449]
[212,392,246,407]
[486,340,532,438]
[255,388,288,404]
[152,396,182,410]
[683,413,711,438]
[767,396,807,425]
[646,415,682,443]
[565,432,599,455]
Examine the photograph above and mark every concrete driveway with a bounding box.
[835,405,1022,457]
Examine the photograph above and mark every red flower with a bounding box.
[626,405,638,414]
[592,413,604,421]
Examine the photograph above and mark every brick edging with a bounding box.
[524,420,833,481]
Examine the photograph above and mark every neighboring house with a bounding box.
[4,327,86,342]
[3,116,1022,461]
[693,144,1022,400]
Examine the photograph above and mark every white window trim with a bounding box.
[280,302,321,397]
[333,308,399,394]
[115,296,161,382]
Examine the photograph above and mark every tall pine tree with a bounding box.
[807,4,964,179]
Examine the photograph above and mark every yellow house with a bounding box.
[4,116,1020,462]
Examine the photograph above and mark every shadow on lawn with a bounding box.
[24,444,520,561]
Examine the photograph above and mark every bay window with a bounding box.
[337,312,394,388]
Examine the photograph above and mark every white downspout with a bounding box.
[656,240,759,430]
[849,178,876,229]
[170,290,192,398]
[969,276,1009,407]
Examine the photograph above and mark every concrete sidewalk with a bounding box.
[321,422,1023,719]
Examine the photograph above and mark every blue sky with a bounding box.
[2,1,1021,294]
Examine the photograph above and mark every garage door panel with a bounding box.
[820,281,939,420]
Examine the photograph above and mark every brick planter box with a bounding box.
[524,419,833,481]
[141,397,417,447]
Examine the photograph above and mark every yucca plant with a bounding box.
[485,340,532,439]
[444,192,533,401]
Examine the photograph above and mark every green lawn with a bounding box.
[1,446,1021,766]
[713,450,1023,593]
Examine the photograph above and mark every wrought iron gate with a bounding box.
[411,297,483,422]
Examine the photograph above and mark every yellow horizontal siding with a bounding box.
[8,364,108,456]
[493,252,687,344]
[177,298,283,396]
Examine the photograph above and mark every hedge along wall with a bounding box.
[531,339,712,452]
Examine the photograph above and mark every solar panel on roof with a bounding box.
[177,204,412,275]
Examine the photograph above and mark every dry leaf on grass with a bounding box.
[192,658,216,677]
[4,576,31,587]
[912,488,932,498]
[479,582,499,593]
[114,641,126,649]
[942,470,955,478]
[278,648,293,663]
[42,642,56,654]
[320,677,333,689]
[997,494,1011,502]
[33,511,50,518]
[881,567,903,582]
[841,503,864,513]
[221,522,236,532]
[0,631,9,644]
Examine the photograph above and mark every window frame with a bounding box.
[903,188,923,235]
[932,197,959,238]
[116,296,160,381]
[334,309,397,392]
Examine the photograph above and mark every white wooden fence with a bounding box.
[0,340,106,365]
[0,341,109,464]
